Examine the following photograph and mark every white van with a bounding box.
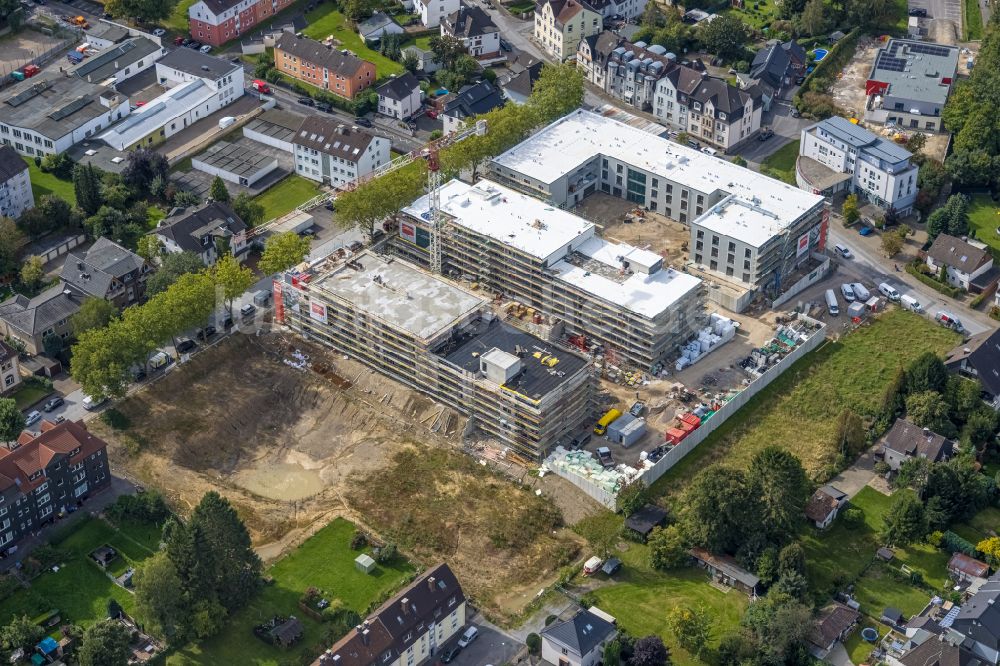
[878,282,901,301]
[149,351,169,369]
[825,289,839,316]
[701,146,718,157]
[457,627,479,648]
[852,283,871,301]
[218,116,236,129]
[840,283,856,302]
[81,394,107,411]
[834,244,852,259]
[900,294,923,313]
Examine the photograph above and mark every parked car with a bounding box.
[354,117,372,127]
[796,76,806,85]
[187,41,202,49]
[174,36,184,45]
[240,303,257,318]
[840,283,856,302]
[457,627,479,648]
[758,127,773,141]
[499,38,512,51]
[791,108,801,118]
[297,97,315,107]
[852,283,871,301]
[42,397,64,412]
[324,201,335,211]
[878,282,901,301]
[131,367,147,382]
[834,243,853,259]
[218,313,234,328]
[152,27,165,36]
[900,294,923,313]
[175,338,197,353]
[440,647,462,663]
[82,394,107,411]
[24,411,41,427]
[196,325,217,340]
[150,351,170,369]
[597,446,615,468]
[199,44,212,53]
[825,289,839,316]
[315,102,332,113]
[629,400,645,417]
[858,225,874,236]
[908,7,927,16]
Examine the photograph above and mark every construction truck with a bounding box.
[594,408,622,436]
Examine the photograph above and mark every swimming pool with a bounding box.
[813,48,829,61]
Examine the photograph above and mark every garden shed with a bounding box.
[270,617,304,647]
[355,553,376,574]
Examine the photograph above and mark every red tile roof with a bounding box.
[0,420,108,493]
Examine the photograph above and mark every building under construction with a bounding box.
[279,251,594,461]
[391,179,705,369]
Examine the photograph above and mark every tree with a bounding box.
[777,543,805,578]
[842,194,860,225]
[42,333,63,358]
[173,190,200,207]
[907,132,927,154]
[232,192,266,227]
[440,54,479,92]
[402,52,419,73]
[0,217,26,276]
[616,480,648,517]
[209,176,230,203]
[665,606,712,656]
[134,552,188,641]
[699,14,750,62]
[122,148,169,196]
[881,232,903,257]
[740,592,812,664]
[107,598,123,620]
[905,390,955,436]
[19,255,44,291]
[977,536,1000,566]
[213,255,254,312]
[747,447,810,544]
[73,163,104,215]
[259,231,311,276]
[105,0,171,20]
[906,352,949,394]
[799,0,826,35]
[527,64,585,126]
[71,297,118,337]
[835,408,866,458]
[146,251,205,296]
[629,635,670,666]
[0,399,26,442]
[881,491,927,546]
[926,194,970,239]
[648,525,688,570]
[136,236,162,262]
[681,466,752,554]
[896,457,932,494]
[0,615,44,652]
[77,619,131,666]
[731,155,747,167]
[428,35,468,71]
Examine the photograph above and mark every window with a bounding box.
[745,248,752,258]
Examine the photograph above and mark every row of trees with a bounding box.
[1,615,131,666]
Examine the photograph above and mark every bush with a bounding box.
[119,434,142,457]
[526,633,541,654]
[970,291,990,308]
[942,530,978,556]
[374,542,396,563]
[874,461,891,475]
[544,615,558,626]
[99,408,131,431]
[23,375,52,391]
[927,530,944,547]
[105,491,170,525]
[905,261,963,297]
[350,530,368,550]
[841,507,864,528]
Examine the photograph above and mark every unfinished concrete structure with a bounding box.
[391,179,705,369]
[280,252,594,460]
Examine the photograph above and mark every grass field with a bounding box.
[0,517,161,629]
[12,384,50,410]
[253,175,322,221]
[650,309,959,499]
[968,194,1000,260]
[168,518,414,666]
[964,0,984,39]
[951,506,1000,545]
[760,140,800,185]
[165,0,198,32]
[24,158,76,205]
[723,0,780,30]
[591,543,747,666]
[303,7,404,77]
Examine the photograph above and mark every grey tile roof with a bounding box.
[882,418,952,462]
[0,145,27,183]
[442,81,504,120]
[376,73,420,101]
[541,610,616,657]
[60,237,146,299]
[927,233,992,275]
[899,637,984,665]
[947,328,1000,396]
[443,3,498,39]
[293,116,378,163]
[357,12,400,36]
[0,74,123,141]
[503,59,542,98]
[812,116,913,164]
[153,201,246,253]
[0,284,83,336]
[157,48,240,81]
[952,573,1000,654]
[275,32,371,78]
[71,37,163,84]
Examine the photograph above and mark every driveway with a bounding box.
[737,100,812,165]
[908,0,962,33]
[827,448,877,499]
[445,620,523,666]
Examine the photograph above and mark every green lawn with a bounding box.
[650,309,959,499]
[303,7,404,77]
[723,0,780,31]
[168,518,414,665]
[853,563,932,617]
[0,517,161,629]
[968,194,1000,261]
[12,384,51,410]
[590,543,747,666]
[951,505,1000,545]
[964,0,984,39]
[760,140,800,186]
[24,158,76,205]
[165,0,197,32]
[253,175,322,222]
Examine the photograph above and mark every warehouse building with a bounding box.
[191,140,279,187]
[70,37,166,87]
[280,251,594,460]
[393,178,704,369]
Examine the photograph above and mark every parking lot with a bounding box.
[441,623,522,666]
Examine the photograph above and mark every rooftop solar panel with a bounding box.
[49,97,92,121]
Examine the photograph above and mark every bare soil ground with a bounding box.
[90,333,584,621]
[831,37,882,119]
[575,193,690,266]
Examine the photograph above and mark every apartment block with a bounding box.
[0,420,111,556]
[798,116,917,214]
[864,39,958,132]
[0,145,33,220]
[393,179,705,369]
[281,251,594,461]
[534,0,601,61]
[188,0,297,46]
[441,3,503,64]
[274,33,376,99]
[418,0,461,29]
[292,116,391,188]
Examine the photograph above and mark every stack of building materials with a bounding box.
[675,313,738,371]
[543,447,643,507]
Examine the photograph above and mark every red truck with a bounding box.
[251,79,271,95]
[22,65,41,78]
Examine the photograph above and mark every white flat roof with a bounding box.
[402,179,596,264]
[492,109,825,225]
[316,252,486,340]
[100,79,215,149]
[693,196,788,248]
[551,236,702,318]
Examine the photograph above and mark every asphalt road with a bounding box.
[736,99,812,165]
[907,0,962,26]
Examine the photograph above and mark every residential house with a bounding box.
[293,115,391,188]
[798,116,918,214]
[808,603,861,657]
[880,419,953,471]
[949,553,990,583]
[0,341,22,395]
[311,563,466,666]
[925,233,996,292]
[100,49,243,151]
[898,638,984,666]
[864,39,959,132]
[945,328,1000,410]
[501,55,543,104]
[0,284,83,356]
[804,485,847,529]
[151,201,248,266]
[0,420,111,556]
[749,39,806,95]
[540,608,617,666]
[0,74,129,158]
[59,238,150,309]
[376,73,422,120]
[623,503,667,539]
[584,0,646,20]
[949,572,1000,663]
[441,81,504,134]
[187,0,298,47]
[418,0,460,29]
[0,144,33,220]
[357,12,405,43]
[689,547,760,598]
[274,33,377,99]
[401,45,440,73]
[441,4,503,65]
[534,0,602,62]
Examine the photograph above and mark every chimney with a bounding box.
[923,427,930,436]
[427,576,437,592]
[361,629,370,645]
[401,597,410,614]
[114,60,119,70]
